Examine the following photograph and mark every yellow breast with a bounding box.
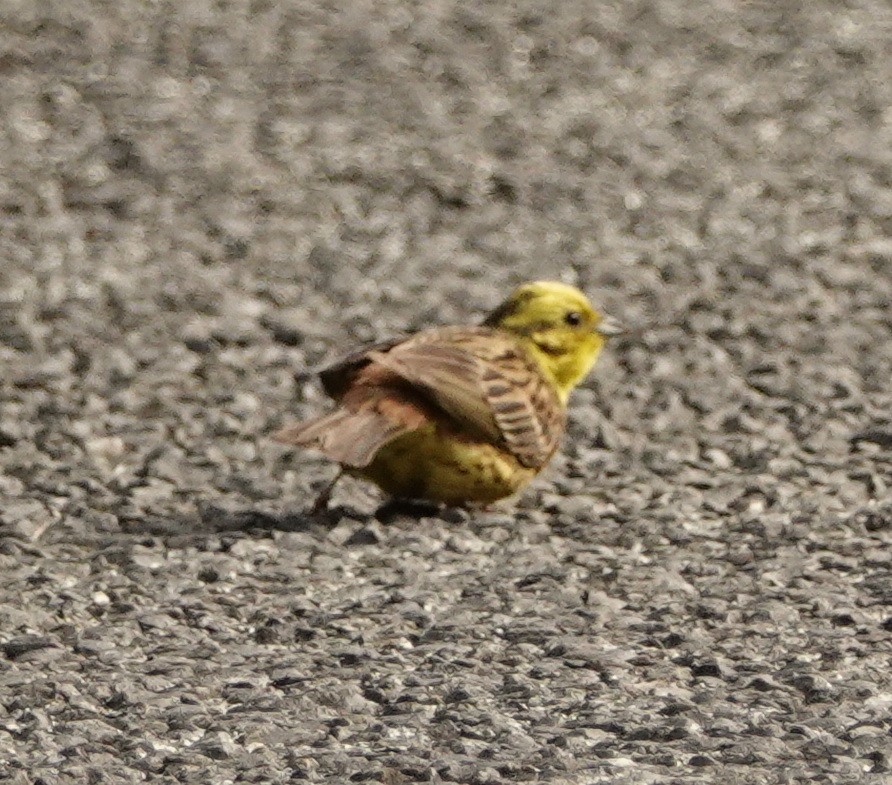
[358,424,537,505]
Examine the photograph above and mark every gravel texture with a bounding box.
[1,1,891,783]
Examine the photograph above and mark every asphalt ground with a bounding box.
[0,1,890,783]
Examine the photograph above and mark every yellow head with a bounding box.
[483,281,622,401]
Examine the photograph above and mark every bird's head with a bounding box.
[483,281,622,400]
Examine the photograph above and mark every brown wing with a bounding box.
[272,407,410,467]
[316,338,403,400]
[367,326,565,468]
[272,363,431,468]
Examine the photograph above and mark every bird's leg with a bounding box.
[311,469,343,514]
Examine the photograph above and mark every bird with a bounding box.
[272,281,622,509]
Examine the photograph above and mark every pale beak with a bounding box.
[596,315,625,337]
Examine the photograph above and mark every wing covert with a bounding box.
[367,326,564,468]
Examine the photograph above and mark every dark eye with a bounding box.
[564,311,582,326]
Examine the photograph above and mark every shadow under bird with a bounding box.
[273,281,623,509]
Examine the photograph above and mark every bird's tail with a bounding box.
[272,409,411,468]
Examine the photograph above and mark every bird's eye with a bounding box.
[564,311,583,326]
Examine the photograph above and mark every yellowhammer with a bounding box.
[273,281,622,508]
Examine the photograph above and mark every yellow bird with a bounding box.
[273,281,622,509]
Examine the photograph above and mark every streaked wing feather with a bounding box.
[370,327,564,468]
[479,351,565,468]
[368,344,503,443]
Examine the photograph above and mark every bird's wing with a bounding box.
[271,407,412,467]
[317,338,403,400]
[367,327,564,468]
[272,386,432,467]
[274,362,434,468]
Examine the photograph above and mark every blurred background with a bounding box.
[1,0,888,510]
[0,1,890,782]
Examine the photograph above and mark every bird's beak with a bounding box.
[596,315,625,337]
